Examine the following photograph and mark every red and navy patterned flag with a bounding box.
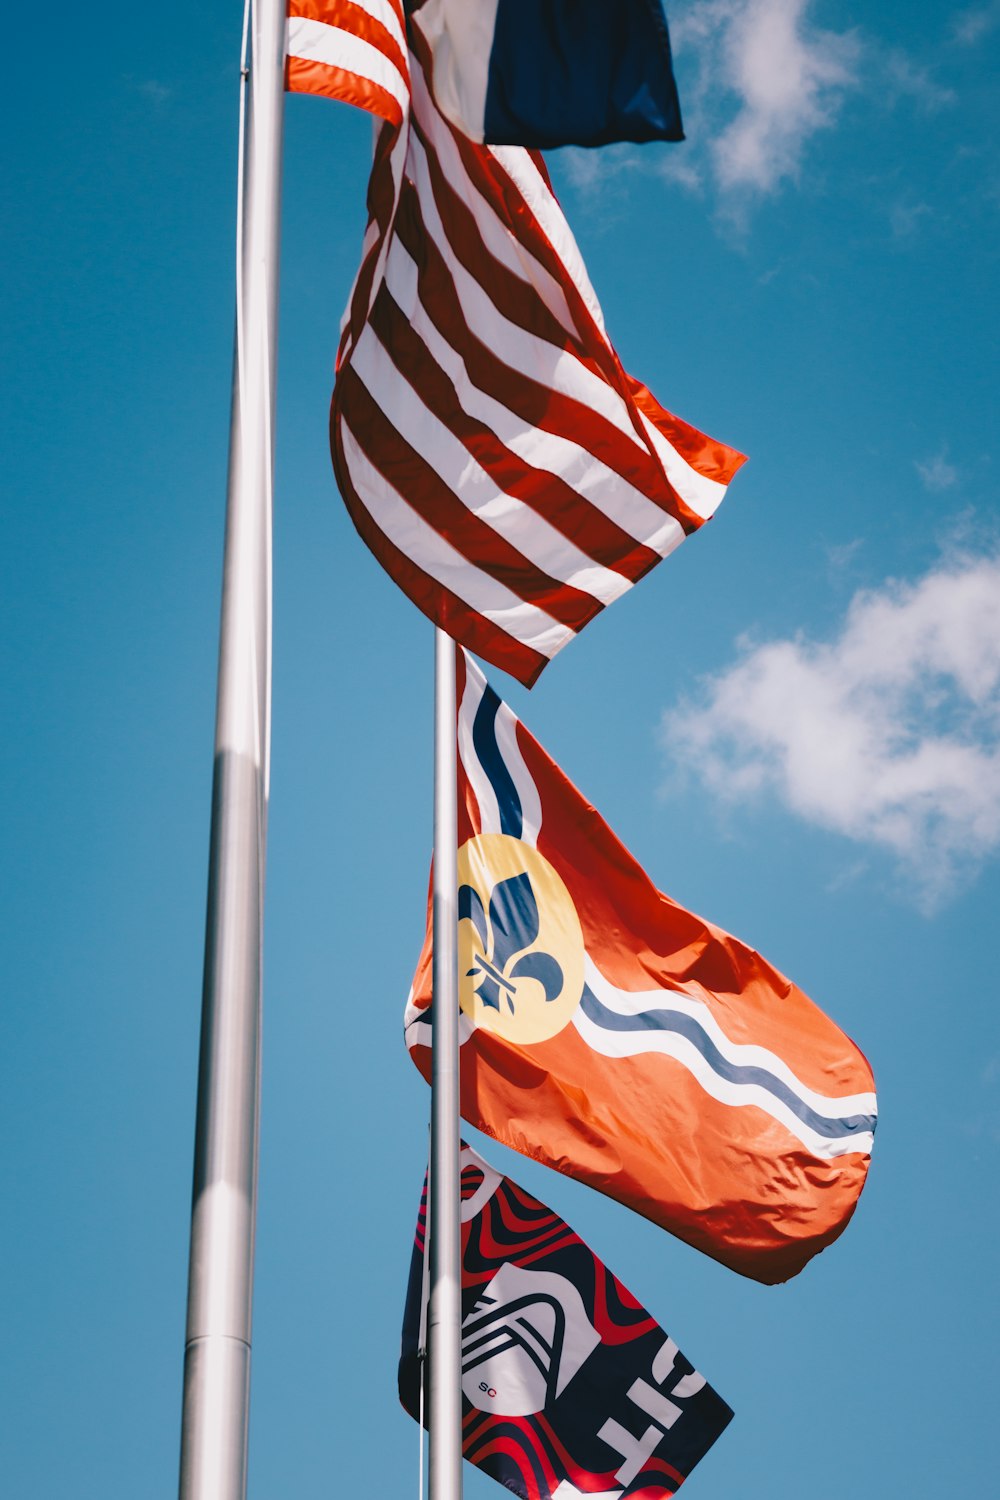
[406,652,878,1283]
[399,1143,733,1500]
[286,1,745,685]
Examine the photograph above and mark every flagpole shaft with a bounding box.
[178,5,284,1499]
[430,629,463,1500]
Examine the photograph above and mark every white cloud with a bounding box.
[560,7,971,230]
[561,144,640,196]
[672,0,861,202]
[661,554,1000,908]
[951,4,1000,46]
[890,198,933,240]
[916,451,959,491]
[824,537,864,572]
[132,79,172,106]
[883,52,956,114]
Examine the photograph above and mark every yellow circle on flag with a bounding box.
[457,833,584,1045]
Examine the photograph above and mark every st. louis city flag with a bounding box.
[405,652,877,1284]
[400,1143,732,1499]
[286,1,744,686]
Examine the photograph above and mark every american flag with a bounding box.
[287,1,747,685]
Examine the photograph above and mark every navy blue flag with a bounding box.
[406,0,684,147]
[400,1145,732,1499]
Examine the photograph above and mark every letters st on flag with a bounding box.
[399,1144,733,1500]
[286,0,746,686]
[406,653,877,1285]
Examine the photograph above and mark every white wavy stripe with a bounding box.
[338,92,411,350]
[573,1004,872,1160]
[382,245,686,556]
[410,0,495,143]
[364,112,412,329]
[459,1144,504,1221]
[408,55,577,336]
[638,409,728,522]
[585,957,877,1119]
[493,698,543,847]
[406,1015,433,1049]
[459,657,503,835]
[578,964,873,1159]
[340,0,407,57]
[487,145,606,337]
[406,131,646,451]
[340,421,573,657]
[286,18,408,111]
[404,1004,473,1048]
[289,0,408,57]
[552,1485,619,1500]
[352,328,631,604]
[358,215,380,264]
[338,213,383,345]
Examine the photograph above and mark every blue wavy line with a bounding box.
[579,986,876,1145]
[471,684,522,838]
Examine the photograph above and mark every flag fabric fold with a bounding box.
[402,0,684,148]
[405,652,877,1283]
[287,1,411,125]
[399,1142,733,1499]
[287,0,683,145]
[286,0,745,686]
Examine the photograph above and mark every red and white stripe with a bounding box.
[286,1,409,125]
[287,3,747,685]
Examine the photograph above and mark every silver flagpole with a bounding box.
[178,3,284,1498]
[429,628,464,1500]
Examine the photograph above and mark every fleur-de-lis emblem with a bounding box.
[459,873,564,1017]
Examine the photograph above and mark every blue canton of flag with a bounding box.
[407,0,684,147]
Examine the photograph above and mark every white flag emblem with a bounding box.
[461,1262,601,1417]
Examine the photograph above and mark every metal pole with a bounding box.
[429,629,463,1500]
[178,4,284,1498]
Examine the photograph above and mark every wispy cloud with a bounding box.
[661,552,1000,909]
[889,198,934,239]
[883,52,956,114]
[824,537,864,573]
[561,4,961,225]
[916,451,959,491]
[672,0,861,210]
[559,4,978,233]
[131,79,172,107]
[951,3,1000,46]
[559,143,652,215]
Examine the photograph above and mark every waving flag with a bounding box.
[405,653,877,1283]
[400,1143,733,1499]
[286,1,746,685]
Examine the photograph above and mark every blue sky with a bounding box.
[2,2,998,1496]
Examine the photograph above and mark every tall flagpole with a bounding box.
[430,629,464,1500]
[178,4,285,1498]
